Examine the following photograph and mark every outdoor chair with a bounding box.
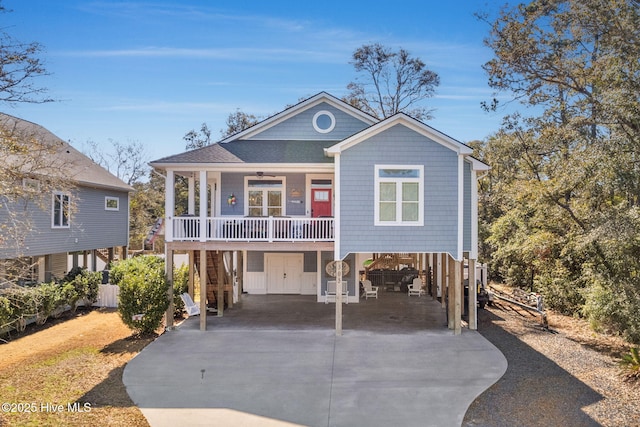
[408,278,426,297]
[325,280,349,304]
[180,293,201,316]
[361,279,379,299]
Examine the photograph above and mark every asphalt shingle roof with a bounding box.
[150,139,337,165]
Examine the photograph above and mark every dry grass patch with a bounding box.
[0,308,155,427]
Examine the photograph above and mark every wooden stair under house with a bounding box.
[194,250,233,310]
[95,247,123,265]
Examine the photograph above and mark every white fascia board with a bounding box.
[220,92,377,143]
[326,113,473,156]
[465,156,491,172]
[161,163,334,174]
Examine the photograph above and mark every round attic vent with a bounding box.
[312,110,335,134]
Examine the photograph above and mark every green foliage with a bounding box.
[619,347,640,382]
[172,264,189,318]
[0,295,13,329]
[0,267,102,334]
[111,256,169,335]
[477,0,640,344]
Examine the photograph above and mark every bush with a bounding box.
[111,256,169,335]
[173,264,189,318]
[0,296,12,330]
[62,267,102,310]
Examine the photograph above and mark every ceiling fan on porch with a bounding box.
[255,171,276,178]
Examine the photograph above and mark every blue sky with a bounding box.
[4,1,511,161]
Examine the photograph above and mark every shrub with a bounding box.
[61,267,102,310]
[620,347,640,383]
[111,256,169,335]
[172,264,189,318]
[33,282,65,324]
[0,295,12,330]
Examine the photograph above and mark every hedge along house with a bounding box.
[150,92,489,334]
[0,113,133,283]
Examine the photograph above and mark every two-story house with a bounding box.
[150,92,489,333]
[0,113,132,283]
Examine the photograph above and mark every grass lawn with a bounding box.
[0,308,156,427]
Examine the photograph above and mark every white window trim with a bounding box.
[105,196,120,211]
[52,191,71,229]
[374,165,424,226]
[244,176,286,216]
[312,110,336,134]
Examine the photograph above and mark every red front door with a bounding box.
[311,188,332,217]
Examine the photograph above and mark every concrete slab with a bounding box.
[124,294,507,427]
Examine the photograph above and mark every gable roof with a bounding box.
[1,113,133,192]
[325,113,475,157]
[150,141,243,165]
[219,92,377,143]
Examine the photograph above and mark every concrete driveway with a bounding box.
[124,294,507,427]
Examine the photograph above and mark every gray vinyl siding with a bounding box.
[248,103,370,141]
[463,161,472,252]
[220,172,307,216]
[0,185,129,259]
[339,124,459,257]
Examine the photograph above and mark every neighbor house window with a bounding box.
[374,165,423,226]
[52,192,70,228]
[246,179,284,216]
[105,196,119,211]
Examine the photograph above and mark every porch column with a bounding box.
[165,248,174,330]
[227,252,234,308]
[199,249,207,331]
[448,255,455,329]
[165,170,175,242]
[217,251,224,317]
[468,258,478,330]
[335,260,343,336]
[334,152,343,336]
[199,170,208,242]
[454,258,462,335]
[188,251,195,297]
[188,175,196,215]
[440,253,446,309]
[237,251,244,299]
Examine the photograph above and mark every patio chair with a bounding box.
[408,278,425,297]
[361,280,379,299]
[180,293,201,316]
[325,280,349,304]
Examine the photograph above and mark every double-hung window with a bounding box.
[247,179,284,216]
[52,192,70,228]
[374,165,423,226]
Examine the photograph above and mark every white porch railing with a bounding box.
[170,216,334,242]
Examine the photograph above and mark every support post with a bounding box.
[441,253,446,309]
[188,251,195,297]
[447,255,455,329]
[199,249,207,330]
[165,248,174,330]
[454,259,462,335]
[217,251,224,317]
[469,258,477,330]
[335,260,343,336]
[227,252,234,308]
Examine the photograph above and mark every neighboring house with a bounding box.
[150,92,489,333]
[0,113,133,283]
